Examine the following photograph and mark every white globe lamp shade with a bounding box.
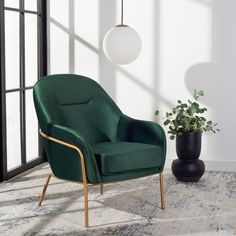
[103,25,142,65]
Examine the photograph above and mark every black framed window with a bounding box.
[0,0,47,181]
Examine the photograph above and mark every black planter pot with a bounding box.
[171,132,205,182]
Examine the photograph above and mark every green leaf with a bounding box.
[193,89,199,100]
[192,108,197,114]
[187,109,192,116]
[170,135,175,140]
[171,130,177,135]
[164,120,171,126]
[162,89,219,136]
[155,110,159,116]
[198,90,204,96]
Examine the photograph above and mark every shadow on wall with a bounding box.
[185,0,236,162]
[184,62,221,159]
[48,0,173,120]
[185,63,216,107]
[98,0,117,99]
[48,0,236,162]
[98,0,174,118]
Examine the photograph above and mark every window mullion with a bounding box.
[0,0,7,181]
[37,0,47,159]
[20,0,26,165]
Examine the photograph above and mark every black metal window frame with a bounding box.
[0,0,47,181]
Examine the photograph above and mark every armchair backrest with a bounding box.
[33,74,122,144]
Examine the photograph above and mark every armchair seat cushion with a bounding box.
[93,142,164,175]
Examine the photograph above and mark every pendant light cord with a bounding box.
[121,0,124,25]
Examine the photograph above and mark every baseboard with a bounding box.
[164,158,236,172]
[204,160,236,172]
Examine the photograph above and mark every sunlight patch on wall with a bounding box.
[75,41,99,81]
[159,0,213,94]
[115,0,155,90]
[50,23,69,74]
[75,0,99,48]
[158,0,213,161]
[116,71,154,120]
[50,0,69,28]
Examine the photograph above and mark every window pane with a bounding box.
[24,0,37,11]
[4,0,19,9]
[25,90,39,162]
[25,14,38,86]
[5,11,20,90]
[6,92,21,170]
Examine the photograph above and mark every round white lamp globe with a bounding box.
[103,25,142,65]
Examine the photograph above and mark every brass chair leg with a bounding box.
[159,172,165,210]
[83,183,89,227]
[38,173,52,206]
[100,183,104,195]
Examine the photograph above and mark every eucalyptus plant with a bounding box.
[155,90,219,140]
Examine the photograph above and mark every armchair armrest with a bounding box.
[117,115,166,156]
[41,124,101,183]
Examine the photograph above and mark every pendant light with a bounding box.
[103,0,142,65]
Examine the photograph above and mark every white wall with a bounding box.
[48,0,236,170]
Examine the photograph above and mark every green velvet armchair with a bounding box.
[33,74,166,227]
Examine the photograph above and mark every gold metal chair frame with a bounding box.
[38,130,165,228]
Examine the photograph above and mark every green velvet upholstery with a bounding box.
[93,142,164,175]
[33,74,166,184]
